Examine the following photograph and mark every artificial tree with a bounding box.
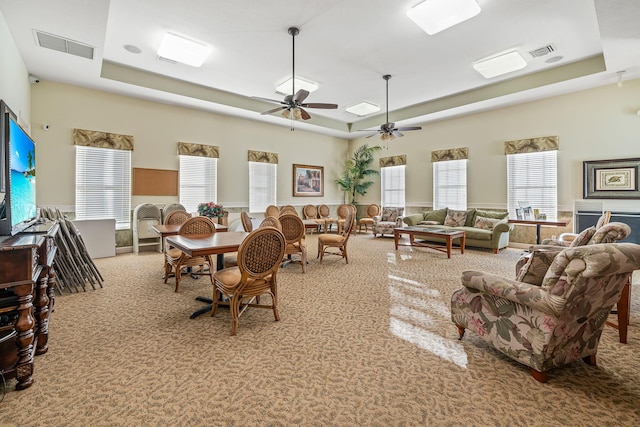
[335,143,382,205]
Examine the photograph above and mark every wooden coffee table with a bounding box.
[394,226,466,258]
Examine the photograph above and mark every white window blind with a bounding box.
[75,146,131,229]
[249,162,276,213]
[433,159,467,210]
[507,150,557,220]
[179,155,217,213]
[381,165,405,208]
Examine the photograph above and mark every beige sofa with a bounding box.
[402,208,513,254]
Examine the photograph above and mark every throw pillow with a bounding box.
[443,209,467,227]
[569,226,596,247]
[516,249,560,286]
[474,215,500,230]
[423,207,447,224]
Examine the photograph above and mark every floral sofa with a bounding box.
[372,207,404,237]
[451,242,640,382]
[402,208,513,253]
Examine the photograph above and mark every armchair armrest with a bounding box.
[493,222,513,233]
[372,215,382,224]
[461,270,560,316]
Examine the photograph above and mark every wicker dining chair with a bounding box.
[162,203,187,223]
[259,216,282,231]
[164,210,191,226]
[280,205,298,216]
[240,211,254,232]
[357,204,380,233]
[336,204,356,235]
[164,216,216,292]
[317,209,355,264]
[211,227,286,335]
[317,204,336,232]
[278,213,307,273]
[265,205,280,218]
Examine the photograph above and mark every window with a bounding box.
[179,155,217,212]
[75,146,131,229]
[249,162,276,213]
[381,165,405,208]
[433,159,467,210]
[507,150,557,220]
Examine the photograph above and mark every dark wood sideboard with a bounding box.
[0,222,58,390]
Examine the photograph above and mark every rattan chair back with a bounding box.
[259,216,282,230]
[241,211,253,232]
[265,205,280,218]
[303,204,318,219]
[317,204,331,218]
[280,205,298,216]
[164,210,191,226]
[336,204,353,220]
[238,227,286,279]
[366,204,381,218]
[179,216,217,236]
[278,214,305,244]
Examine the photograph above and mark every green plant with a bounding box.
[335,144,382,204]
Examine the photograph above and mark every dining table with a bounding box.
[165,231,249,318]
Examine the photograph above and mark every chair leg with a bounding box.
[583,354,597,366]
[343,246,348,264]
[529,368,548,383]
[174,268,181,292]
[456,324,465,340]
[230,296,240,336]
[210,288,220,317]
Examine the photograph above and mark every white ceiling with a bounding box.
[1,0,639,139]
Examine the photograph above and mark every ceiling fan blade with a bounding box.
[392,130,404,138]
[301,103,338,109]
[365,132,378,138]
[261,106,287,115]
[396,126,422,131]
[299,108,311,120]
[252,96,286,105]
[294,89,310,104]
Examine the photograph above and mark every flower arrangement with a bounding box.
[197,202,224,218]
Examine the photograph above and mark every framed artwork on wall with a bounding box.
[293,164,324,197]
[583,158,640,199]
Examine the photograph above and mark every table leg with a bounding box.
[446,236,452,258]
[190,253,225,319]
[617,281,630,344]
[460,234,466,254]
[535,224,542,244]
[394,230,400,250]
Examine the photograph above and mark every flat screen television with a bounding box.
[0,99,38,236]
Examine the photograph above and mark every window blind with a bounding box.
[249,162,277,213]
[381,165,405,208]
[179,155,217,213]
[433,159,467,210]
[507,151,557,220]
[75,146,131,229]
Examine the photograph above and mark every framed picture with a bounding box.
[515,208,524,220]
[583,158,640,199]
[293,164,324,197]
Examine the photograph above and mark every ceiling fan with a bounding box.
[366,74,422,142]
[253,27,338,129]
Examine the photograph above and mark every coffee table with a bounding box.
[394,226,466,258]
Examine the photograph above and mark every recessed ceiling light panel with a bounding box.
[157,33,211,67]
[346,101,380,116]
[407,0,481,35]
[275,77,318,95]
[473,51,527,79]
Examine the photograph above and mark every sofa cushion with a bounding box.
[423,207,447,224]
[474,209,508,221]
[456,226,492,241]
[474,215,500,230]
[444,209,467,227]
[464,208,477,227]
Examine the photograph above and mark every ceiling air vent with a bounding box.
[35,30,94,60]
[529,44,556,58]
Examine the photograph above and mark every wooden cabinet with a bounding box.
[0,223,58,390]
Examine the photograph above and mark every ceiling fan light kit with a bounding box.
[407,0,481,35]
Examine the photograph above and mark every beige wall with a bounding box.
[30,81,349,212]
[351,78,640,213]
[0,9,30,127]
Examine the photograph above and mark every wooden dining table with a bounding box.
[165,231,249,318]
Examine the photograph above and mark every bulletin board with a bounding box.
[132,168,178,196]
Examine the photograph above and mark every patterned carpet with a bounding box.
[1,232,639,426]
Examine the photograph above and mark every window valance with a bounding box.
[177,142,219,158]
[73,128,134,151]
[431,147,468,162]
[504,136,558,155]
[248,150,278,164]
[379,155,406,168]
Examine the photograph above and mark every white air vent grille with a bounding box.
[529,44,556,58]
[35,30,94,59]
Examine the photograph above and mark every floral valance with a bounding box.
[73,128,134,150]
[504,136,558,155]
[431,147,468,162]
[177,142,219,158]
[248,150,278,164]
[379,155,406,168]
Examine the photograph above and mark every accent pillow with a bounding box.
[569,226,596,247]
[474,215,500,230]
[515,249,560,286]
[443,209,467,227]
[423,207,447,224]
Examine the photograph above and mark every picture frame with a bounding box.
[583,158,640,199]
[293,164,324,197]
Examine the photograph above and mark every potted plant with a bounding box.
[335,143,382,206]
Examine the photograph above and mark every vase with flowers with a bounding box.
[197,202,224,219]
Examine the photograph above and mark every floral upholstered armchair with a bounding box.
[451,243,640,382]
[373,207,404,237]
